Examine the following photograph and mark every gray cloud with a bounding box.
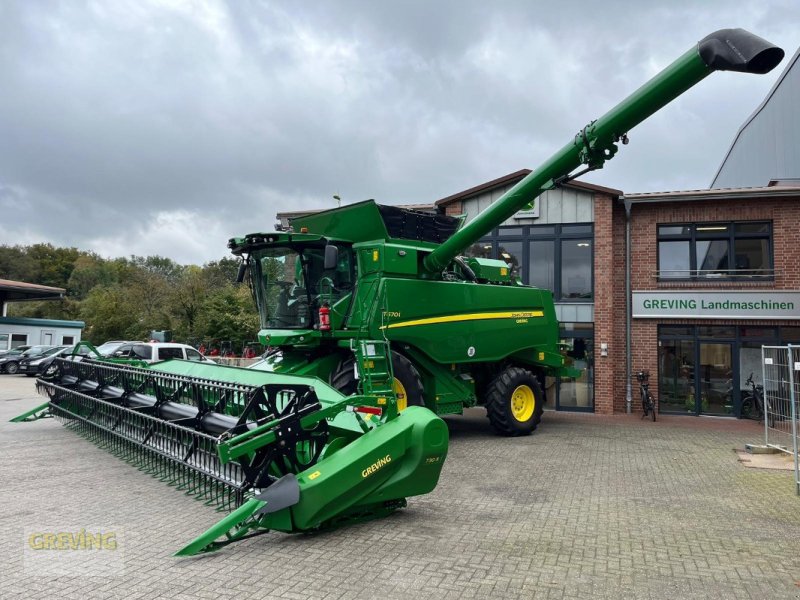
[0,0,797,263]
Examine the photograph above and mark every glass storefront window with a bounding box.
[528,240,555,291]
[529,226,556,236]
[740,326,777,339]
[658,225,691,236]
[546,324,594,411]
[557,336,593,409]
[698,342,733,415]
[660,325,693,336]
[658,241,690,278]
[497,227,524,237]
[735,223,770,234]
[465,239,493,258]
[659,339,695,413]
[740,342,767,389]
[657,221,772,280]
[733,238,769,273]
[478,223,593,300]
[696,239,729,275]
[497,241,523,278]
[698,326,735,338]
[560,239,592,299]
[659,325,790,418]
[562,224,593,234]
[782,327,800,343]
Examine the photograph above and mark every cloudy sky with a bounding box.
[1,1,797,264]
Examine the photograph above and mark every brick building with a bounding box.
[436,174,800,417]
[622,184,800,417]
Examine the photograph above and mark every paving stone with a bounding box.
[1,376,799,599]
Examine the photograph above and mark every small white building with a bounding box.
[0,279,84,349]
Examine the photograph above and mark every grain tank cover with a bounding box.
[377,204,460,244]
[291,199,461,245]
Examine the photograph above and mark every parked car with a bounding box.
[0,345,32,358]
[19,346,71,376]
[107,342,208,364]
[0,345,57,374]
[94,340,139,357]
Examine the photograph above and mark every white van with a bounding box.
[108,342,207,364]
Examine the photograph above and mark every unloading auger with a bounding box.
[12,28,783,556]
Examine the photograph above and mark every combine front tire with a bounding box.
[390,352,425,411]
[330,351,424,411]
[485,367,543,436]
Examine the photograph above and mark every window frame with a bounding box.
[657,221,773,281]
[11,333,28,349]
[474,223,594,302]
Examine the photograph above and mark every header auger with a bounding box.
[13,28,782,555]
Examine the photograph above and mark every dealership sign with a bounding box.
[633,291,800,320]
[514,198,540,219]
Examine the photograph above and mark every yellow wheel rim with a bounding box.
[393,378,408,412]
[510,384,535,422]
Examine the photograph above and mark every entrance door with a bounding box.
[42,331,54,345]
[659,339,695,413]
[698,342,733,415]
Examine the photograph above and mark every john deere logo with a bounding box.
[361,454,392,478]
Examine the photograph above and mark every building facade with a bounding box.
[0,279,83,349]
[623,186,800,417]
[436,173,800,416]
[0,316,84,349]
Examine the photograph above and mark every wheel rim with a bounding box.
[511,384,535,422]
[393,378,408,412]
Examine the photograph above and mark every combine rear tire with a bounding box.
[485,367,543,436]
[330,355,359,396]
[330,351,424,411]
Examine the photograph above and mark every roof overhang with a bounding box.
[622,185,800,205]
[0,279,65,304]
[434,169,622,207]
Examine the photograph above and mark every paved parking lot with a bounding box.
[1,375,799,599]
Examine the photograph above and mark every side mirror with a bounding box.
[236,259,248,283]
[324,244,339,270]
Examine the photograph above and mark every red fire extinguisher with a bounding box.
[319,304,331,331]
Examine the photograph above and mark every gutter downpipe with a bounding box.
[624,197,633,414]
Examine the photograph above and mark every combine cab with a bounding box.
[13,28,783,555]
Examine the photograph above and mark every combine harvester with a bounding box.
[14,29,783,555]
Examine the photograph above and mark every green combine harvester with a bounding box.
[14,29,782,556]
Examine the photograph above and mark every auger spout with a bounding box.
[422,28,783,274]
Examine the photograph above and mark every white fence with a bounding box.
[761,345,800,495]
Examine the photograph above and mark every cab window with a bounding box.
[158,348,184,360]
[131,345,154,360]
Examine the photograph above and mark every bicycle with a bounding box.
[635,370,656,421]
[740,372,772,426]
